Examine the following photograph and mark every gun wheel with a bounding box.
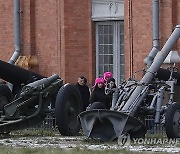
[0,83,13,112]
[165,102,180,138]
[55,84,82,136]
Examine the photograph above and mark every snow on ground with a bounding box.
[0,136,179,153]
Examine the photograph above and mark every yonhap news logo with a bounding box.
[118,134,179,146]
[118,134,131,146]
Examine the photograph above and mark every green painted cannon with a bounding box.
[0,60,82,135]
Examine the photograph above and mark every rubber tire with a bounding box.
[0,84,13,112]
[55,84,83,136]
[165,102,180,138]
[87,102,106,110]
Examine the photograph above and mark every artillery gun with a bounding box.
[0,59,82,135]
[79,25,180,141]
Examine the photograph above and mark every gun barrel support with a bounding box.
[155,87,165,123]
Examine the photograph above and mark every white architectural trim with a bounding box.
[92,0,124,21]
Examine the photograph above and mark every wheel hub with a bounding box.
[69,107,75,114]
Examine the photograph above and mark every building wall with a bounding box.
[124,0,180,79]
[0,0,14,61]
[0,0,179,85]
[0,0,94,84]
[61,0,95,84]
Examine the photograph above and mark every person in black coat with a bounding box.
[89,77,110,109]
[105,77,117,108]
[75,76,90,111]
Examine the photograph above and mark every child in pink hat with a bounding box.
[92,77,105,88]
[89,77,109,109]
[103,72,113,83]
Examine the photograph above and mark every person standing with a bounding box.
[89,77,109,109]
[105,77,117,108]
[75,76,90,111]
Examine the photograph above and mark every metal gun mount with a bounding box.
[79,25,180,141]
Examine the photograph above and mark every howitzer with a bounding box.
[0,61,83,135]
[0,74,62,133]
[79,25,180,141]
[4,74,61,118]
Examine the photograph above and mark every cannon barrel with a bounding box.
[0,59,44,86]
[20,74,60,97]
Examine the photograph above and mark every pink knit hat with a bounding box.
[93,77,105,88]
[103,72,113,82]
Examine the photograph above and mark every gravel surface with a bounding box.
[0,135,179,153]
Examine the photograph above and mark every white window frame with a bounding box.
[96,21,124,85]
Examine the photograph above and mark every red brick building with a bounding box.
[124,0,180,79]
[0,0,179,85]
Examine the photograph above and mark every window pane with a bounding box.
[109,65,113,73]
[99,45,104,54]
[99,55,103,64]
[99,65,104,77]
[104,45,109,54]
[99,35,104,44]
[109,55,113,64]
[109,45,113,54]
[120,64,125,74]
[104,55,109,64]
[120,34,124,44]
[120,55,125,63]
[109,35,113,44]
[104,35,109,44]
[120,45,124,54]
[109,25,113,34]
[120,24,124,33]
[104,25,109,34]
[104,65,109,72]
[98,25,103,34]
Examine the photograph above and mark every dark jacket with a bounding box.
[75,83,90,110]
[89,87,110,109]
[106,77,117,107]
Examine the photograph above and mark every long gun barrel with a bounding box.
[20,74,60,97]
[122,25,180,115]
[0,59,44,86]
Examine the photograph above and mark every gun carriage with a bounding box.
[0,59,82,135]
[79,25,180,141]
